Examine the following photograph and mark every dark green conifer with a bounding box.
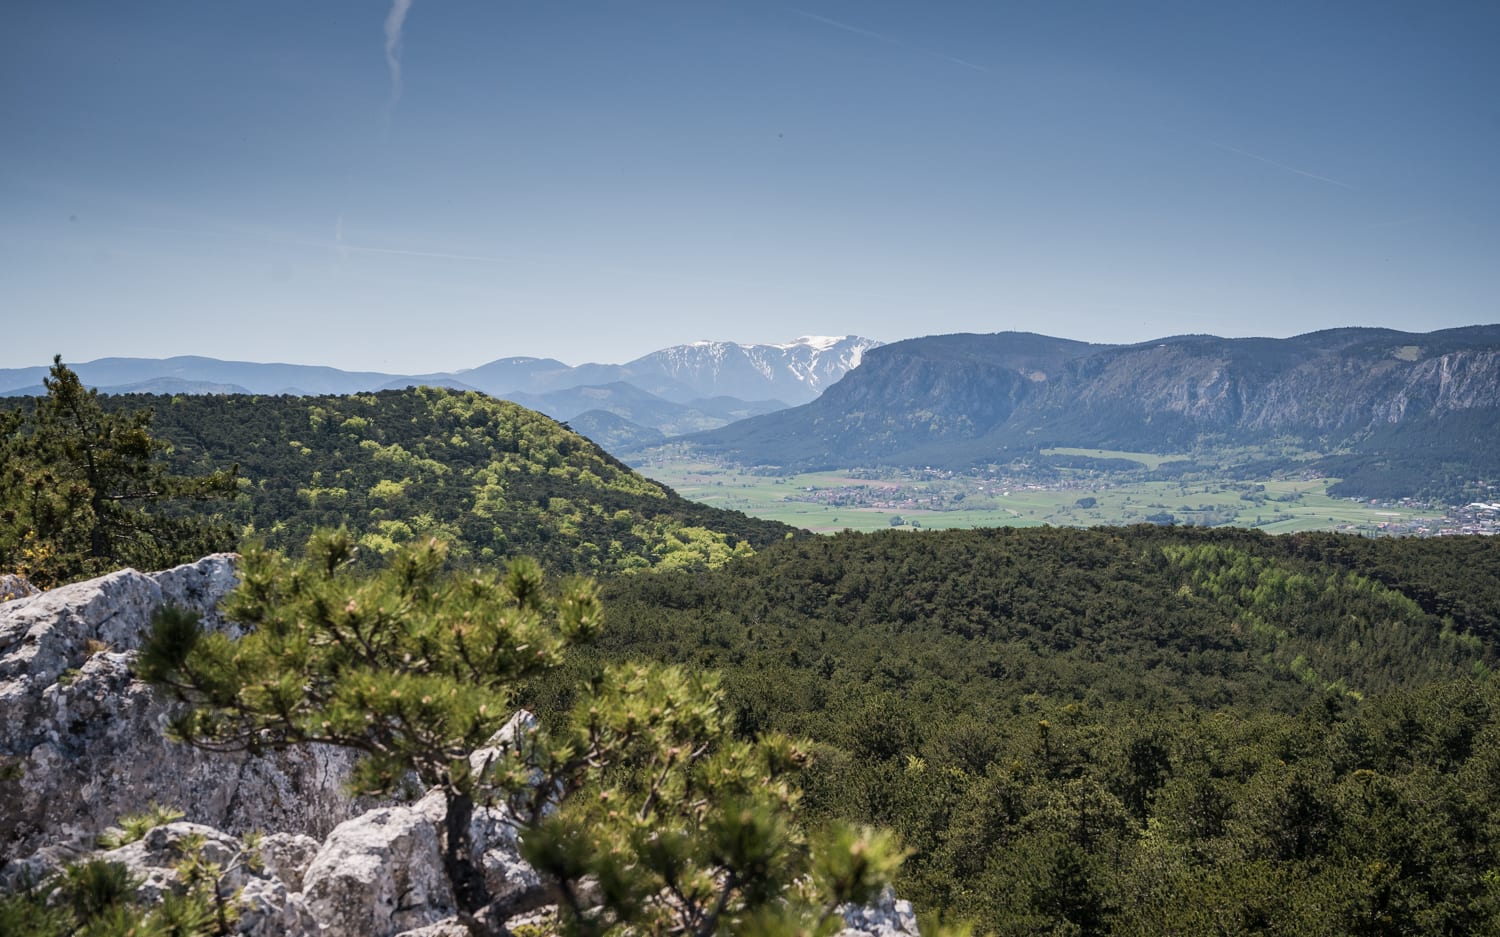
[143,531,909,936]
[0,356,238,587]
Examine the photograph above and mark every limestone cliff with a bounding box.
[684,326,1500,486]
[0,556,365,869]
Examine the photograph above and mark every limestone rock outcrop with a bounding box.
[95,821,320,937]
[838,885,921,937]
[0,559,923,937]
[301,791,459,937]
[0,556,363,868]
[0,573,39,603]
[0,558,545,936]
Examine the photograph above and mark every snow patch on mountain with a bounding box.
[775,336,844,352]
[624,336,883,405]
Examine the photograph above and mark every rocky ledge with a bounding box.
[0,555,363,868]
[0,558,922,937]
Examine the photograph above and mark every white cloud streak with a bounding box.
[790,7,990,74]
[384,0,415,106]
[1208,141,1356,190]
[792,8,890,44]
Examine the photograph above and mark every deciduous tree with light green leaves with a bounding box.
[142,530,913,937]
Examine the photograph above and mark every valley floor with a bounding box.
[633,451,1498,536]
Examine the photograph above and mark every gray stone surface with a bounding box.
[258,831,322,892]
[302,798,458,937]
[839,885,921,937]
[0,555,362,868]
[0,574,38,604]
[393,922,474,937]
[96,821,319,937]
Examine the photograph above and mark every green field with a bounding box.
[632,455,1443,536]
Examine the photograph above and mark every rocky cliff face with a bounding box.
[686,326,1500,481]
[0,557,533,936]
[0,560,922,937]
[0,556,364,869]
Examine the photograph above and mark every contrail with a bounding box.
[385,0,415,106]
[928,50,990,74]
[790,7,990,74]
[791,8,892,44]
[1208,141,1356,190]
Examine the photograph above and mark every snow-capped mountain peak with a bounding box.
[622,336,883,405]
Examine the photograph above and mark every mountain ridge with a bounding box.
[1,336,880,439]
[680,325,1500,499]
[0,336,879,404]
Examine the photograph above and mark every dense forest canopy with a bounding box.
[572,525,1500,934]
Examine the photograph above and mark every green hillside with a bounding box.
[136,387,794,574]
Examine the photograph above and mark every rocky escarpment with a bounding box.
[0,559,551,936]
[684,325,1500,480]
[0,560,922,937]
[0,556,363,868]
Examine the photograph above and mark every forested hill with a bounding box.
[682,326,1500,499]
[579,524,1500,934]
[126,387,794,573]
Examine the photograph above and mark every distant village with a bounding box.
[1377,500,1500,537]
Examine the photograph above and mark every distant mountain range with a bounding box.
[681,326,1500,500]
[0,336,881,438]
[13,328,1498,502]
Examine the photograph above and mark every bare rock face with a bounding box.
[301,792,459,937]
[0,574,39,603]
[393,922,474,937]
[839,885,921,937]
[257,832,322,893]
[95,821,319,937]
[0,556,363,869]
[299,784,545,937]
[8,786,540,937]
[0,557,546,937]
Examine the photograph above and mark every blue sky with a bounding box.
[3,0,1497,372]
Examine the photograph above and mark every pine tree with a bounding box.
[142,531,910,936]
[0,356,238,587]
